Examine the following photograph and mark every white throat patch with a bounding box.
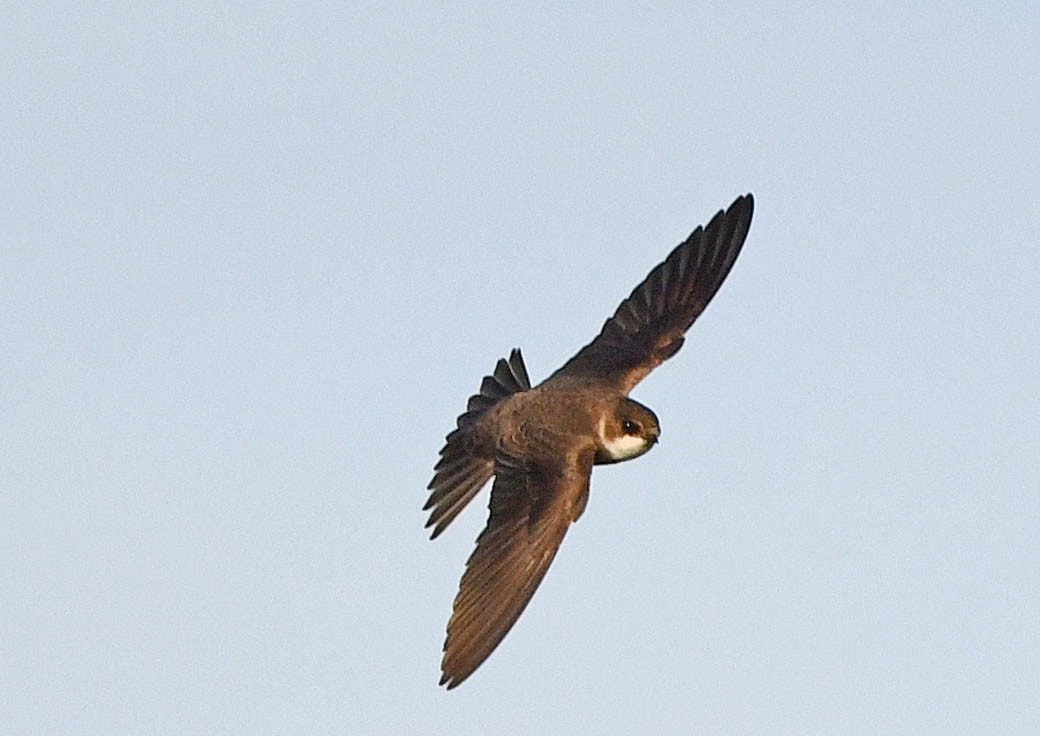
[598,417,649,461]
[602,433,649,461]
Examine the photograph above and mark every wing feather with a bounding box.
[438,444,594,689]
[552,194,753,393]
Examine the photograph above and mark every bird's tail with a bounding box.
[423,349,531,539]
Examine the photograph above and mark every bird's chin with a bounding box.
[595,435,654,465]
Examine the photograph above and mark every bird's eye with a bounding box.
[621,420,639,434]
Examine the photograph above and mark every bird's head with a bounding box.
[595,397,661,464]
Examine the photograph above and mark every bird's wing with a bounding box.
[551,194,753,394]
[439,441,595,689]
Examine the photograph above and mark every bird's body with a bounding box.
[425,194,755,688]
[470,376,658,468]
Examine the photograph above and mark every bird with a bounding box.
[424,193,754,689]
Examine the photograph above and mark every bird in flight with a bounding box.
[424,194,754,689]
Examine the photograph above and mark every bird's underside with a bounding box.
[425,193,754,688]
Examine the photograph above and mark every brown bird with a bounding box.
[425,194,754,689]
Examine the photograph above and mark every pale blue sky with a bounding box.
[3,4,1038,734]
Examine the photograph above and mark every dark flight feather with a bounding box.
[552,194,753,393]
[439,444,595,689]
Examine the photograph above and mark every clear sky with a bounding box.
[3,4,1038,735]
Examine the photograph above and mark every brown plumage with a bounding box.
[425,194,754,688]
